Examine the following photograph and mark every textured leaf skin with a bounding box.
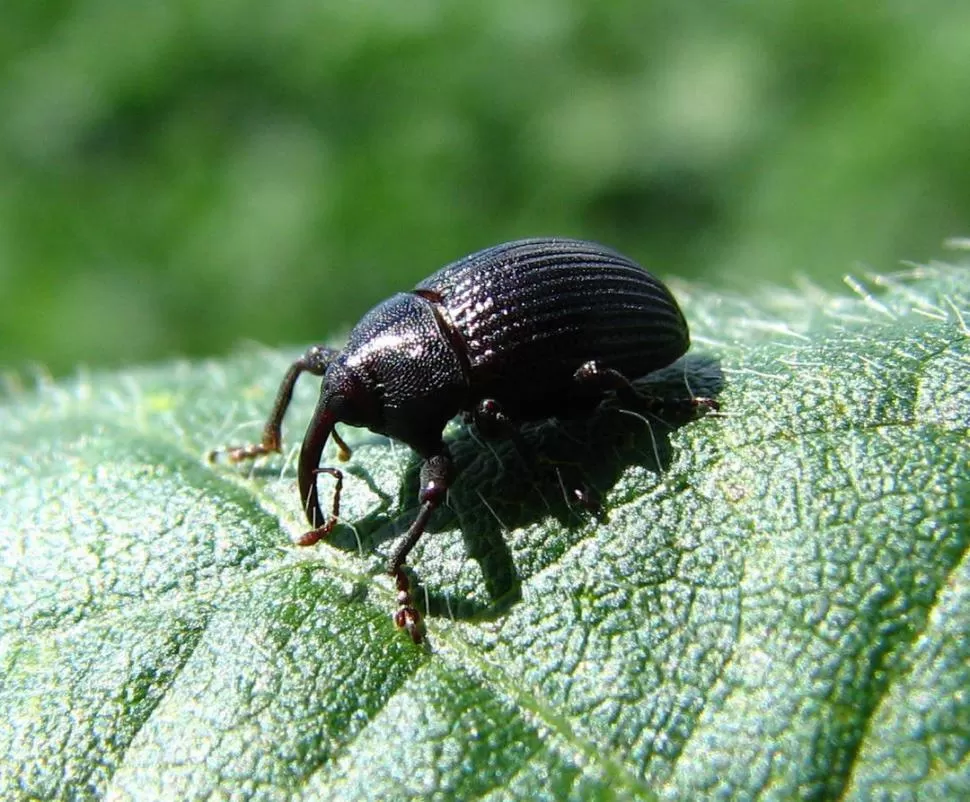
[0,266,967,801]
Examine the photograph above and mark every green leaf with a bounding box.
[1,264,967,801]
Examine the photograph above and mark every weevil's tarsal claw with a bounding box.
[393,567,426,644]
[395,606,425,644]
[294,520,335,547]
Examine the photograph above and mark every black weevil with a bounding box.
[211,238,715,642]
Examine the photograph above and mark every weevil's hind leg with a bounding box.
[388,449,455,643]
[573,360,720,417]
[573,360,642,407]
[208,344,340,463]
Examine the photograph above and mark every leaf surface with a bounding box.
[1,266,967,801]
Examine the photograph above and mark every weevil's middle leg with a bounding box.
[388,449,454,643]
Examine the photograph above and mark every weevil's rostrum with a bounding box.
[211,238,714,643]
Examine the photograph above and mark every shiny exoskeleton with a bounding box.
[212,238,709,643]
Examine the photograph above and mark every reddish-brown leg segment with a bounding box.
[387,450,454,643]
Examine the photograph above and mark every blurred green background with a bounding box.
[1,1,968,376]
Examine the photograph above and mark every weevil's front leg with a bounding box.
[388,449,454,643]
[208,345,342,463]
[295,467,344,546]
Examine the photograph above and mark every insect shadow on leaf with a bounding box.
[327,353,723,627]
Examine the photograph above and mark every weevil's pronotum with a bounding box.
[211,238,716,642]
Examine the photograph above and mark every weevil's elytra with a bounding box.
[210,238,716,643]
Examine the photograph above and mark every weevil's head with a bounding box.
[298,292,467,527]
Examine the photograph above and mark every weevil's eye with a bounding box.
[323,365,383,430]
